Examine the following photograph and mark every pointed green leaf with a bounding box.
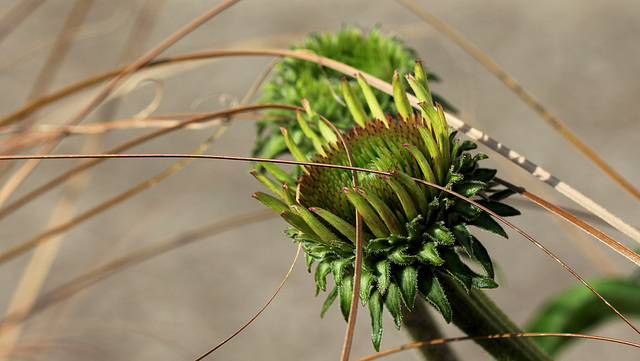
[389,245,415,265]
[489,188,516,201]
[391,171,429,216]
[375,259,391,295]
[356,73,387,126]
[406,74,432,107]
[401,143,438,198]
[301,97,338,143]
[338,275,354,321]
[472,273,499,289]
[315,259,332,293]
[280,210,317,238]
[260,160,298,188]
[321,286,338,318]
[453,180,485,197]
[280,126,310,172]
[304,251,314,272]
[416,126,445,184]
[458,139,478,153]
[426,221,455,245]
[417,269,452,323]
[469,211,509,238]
[417,242,444,265]
[396,266,418,309]
[310,207,357,244]
[343,187,389,238]
[468,168,497,183]
[383,282,403,329]
[369,289,384,351]
[471,235,495,279]
[435,104,450,166]
[440,248,472,291]
[403,214,426,244]
[445,171,464,188]
[360,268,374,304]
[353,187,405,236]
[452,223,473,257]
[413,61,433,106]
[382,176,419,221]
[331,258,352,286]
[366,238,392,253]
[296,109,326,156]
[392,70,412,121]
[477,200,521,217]
[341,78,368,127]
[453,201,483,219]
[291,205,338,245]
[305,244,334,259]
[252,191,288,214]
[281,182,297,207]
[251,171,285,198]
[316,117,338,144]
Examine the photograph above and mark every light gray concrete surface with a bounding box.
[0,1,639,360]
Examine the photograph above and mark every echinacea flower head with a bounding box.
[253,27,455,164]
[252,62,519,351]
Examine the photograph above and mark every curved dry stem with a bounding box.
[354,332,640,361]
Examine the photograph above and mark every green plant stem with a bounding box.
[439,274,553,361]
[402,299,459,361]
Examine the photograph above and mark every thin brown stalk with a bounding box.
[0,113,268,146]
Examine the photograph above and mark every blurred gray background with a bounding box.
[0,0,639,360]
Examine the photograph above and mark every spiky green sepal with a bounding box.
[253,67,518,351]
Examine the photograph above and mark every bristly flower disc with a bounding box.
[252,62,520,351]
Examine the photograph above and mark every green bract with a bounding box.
[253,27,455,163]
[252,62,519,351]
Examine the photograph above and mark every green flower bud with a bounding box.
[253,66,519,351]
